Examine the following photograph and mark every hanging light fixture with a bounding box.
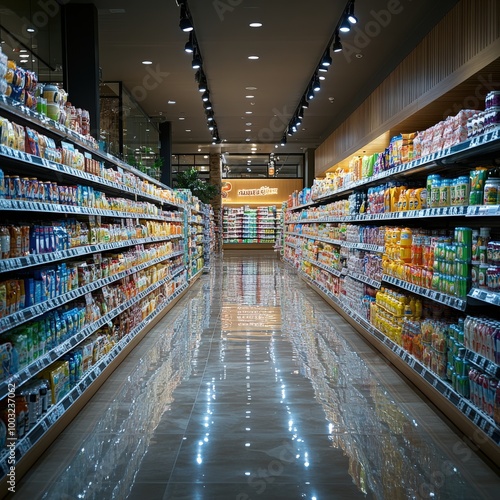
[301,98,309,109]
[179,5,193,32]
[203,100,213,110]
[321,49,332,67]
[313,75,321,92]
[339,13,351,32]
[280,135,287,146]
[333,33,342,52]
[184,32,194,53]
[202,90,210,102]
[347,1,358,24]
[192,50,202,69]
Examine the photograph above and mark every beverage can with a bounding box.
[455,260,469,278]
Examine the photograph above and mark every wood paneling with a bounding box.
[315,0,500,176]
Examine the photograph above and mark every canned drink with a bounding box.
[42,181,51,203]
[455,276,468,298]
[21,178,31,201]
[456,242,471,262]
[455,259,469,278]
[478,263,489,289]
[11,175,25,200]
[454,227,472,246]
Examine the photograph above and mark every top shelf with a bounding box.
[0,95,171,192]
[287,128,500,211]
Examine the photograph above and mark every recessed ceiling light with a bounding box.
[20,49,28,53]
[179,117,185,120]
[142,60,153,65]
[168,100,176,104]
[186,129,191,132]
[249,22,262,28]
[146,129,150,132]
[246,86,257,90]
[246,122,252,126]
[245,129,251,132]
[248,55,259,60]
[245,138,251,142]
[26,27,35,33]
[245,111,252,114]
[245,95,254,99]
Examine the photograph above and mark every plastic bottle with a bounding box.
[400,228,413,263]
[0,227,10,259]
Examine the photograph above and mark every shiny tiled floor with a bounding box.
[15,251,500,499]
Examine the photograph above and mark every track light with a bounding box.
[192,52,202,69]
[301,98,309,109]
[307,86,315,101]
[208,122,215,131]
[313,75,321,92]
[333,33,343,52]
[179,6,193,32]
[321,49,332,67]
[280,136,287,146]
[206,110,214,121]
[318,66,328,73]
[198,78,207,92]
[339,14,350,32]
[184,33,194,53]
[203,100,212,110]
[202,90,210,102]
[347,1,358,24]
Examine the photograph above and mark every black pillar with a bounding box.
[61,4,100,138]
[304,148,315,188]
[159,121,172,187]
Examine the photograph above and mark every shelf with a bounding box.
[0,95,171,190]
[295,267,500,448]
[467,288,500,307]
[0,265,186,401]
[303,256,344,278]
[0,199,169,221]
[347,270,381,289]
[285,232,384,254]
[0,279,189,477]
[382,274,467,311]
[311,129,500,204]
[0,145,184,209]
[0,235,178,274]
[465,351,500,379]
[0,250,184,335]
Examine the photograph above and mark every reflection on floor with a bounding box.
[14,251,500,499]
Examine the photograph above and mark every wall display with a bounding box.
[222,206,281,245]
[283,110,500,464]
[0,87,202,484]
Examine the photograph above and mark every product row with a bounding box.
[0,271,187,447]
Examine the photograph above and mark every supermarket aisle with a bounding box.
[14,251,500,499]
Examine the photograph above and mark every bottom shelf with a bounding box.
[0,279,192,489]
[289,265,500,466]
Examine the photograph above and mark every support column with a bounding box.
[159,122,172,187]
[304,148,316,188]
[61,4,100,138]
[209,153,222,252]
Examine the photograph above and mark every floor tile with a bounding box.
[12,254,500,500]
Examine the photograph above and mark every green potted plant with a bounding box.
[175,167,219,204]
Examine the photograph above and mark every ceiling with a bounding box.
[91,0,460,155]
[1,0,461,160]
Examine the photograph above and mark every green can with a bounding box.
[455,242,471,262]
[455,259,469,278]
[454,227,472,246]
[455,276,468,298]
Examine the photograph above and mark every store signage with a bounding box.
[237,186,278,197]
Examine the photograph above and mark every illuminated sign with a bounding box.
[237,186,279,197]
